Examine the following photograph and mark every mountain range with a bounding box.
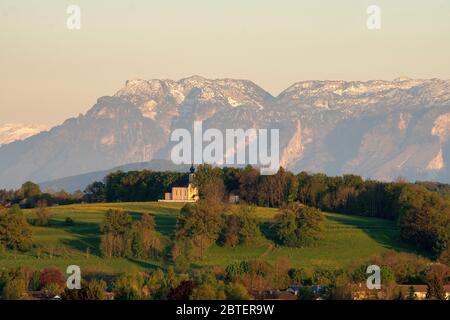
[1,76,450,190]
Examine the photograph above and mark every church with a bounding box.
[161,165,199,202]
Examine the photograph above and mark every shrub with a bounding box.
[65,217,75,226]
[42,282,63,297]
[29,271,41,291]
[370,251,430,284]
[297,286,314,300]
[33,201,51,226]
[225,282,251,300]
[2,277,28,300]
[39,268,65,291]
[62,279,107,300]
[190,283,226,300]
[167,281,196,300]
[113,273,148,300]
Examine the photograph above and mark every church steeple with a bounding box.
[189,164,195,184]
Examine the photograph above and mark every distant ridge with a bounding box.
[39,159,191,193]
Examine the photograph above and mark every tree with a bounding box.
[17,181,41,199]
[131,213,161,259]
[426,264,449,300]
[220,205,260,247]
[33,201,51,226]
[258,168,296,207]
[238,166,260,204]
[167,281,196,300]
[193,164,225,201]
[0,205,32,251]
[397,185,450,257]
[406,286,417,300]
[221,215,240,247]
[234,259,273,294]
[225,282,252,300]
[175,201,224,258]
[289,268,312,286]
[369,251,429,284]
[100,210,132,258]
[439,246,450,266]
[273,203,324,247]
[83,181,106,203]
[273,256,292,289]
[237,205,261,244]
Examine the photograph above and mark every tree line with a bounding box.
[0,181,83,208]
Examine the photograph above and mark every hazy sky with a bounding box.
[1,0,450,126]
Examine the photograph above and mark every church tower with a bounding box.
[189,164,195,184]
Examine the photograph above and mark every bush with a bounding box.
[370,251,430,284]
[167,281,196,300]
[190,283,226,300]
[289,268,313,286]
[29,271,41,291]
[33,202,51,226]
[42,282,63,297]
[39,268,65,291]
[62,279,107,300]
[65,217,75,226]
[297,287,314,300]
[225,282,251,300]
[2,278,28,300]
[113,273,148,300]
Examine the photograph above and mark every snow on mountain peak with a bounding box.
[277,78,450,111]
[115,76,272,116]
[0,123,48,146]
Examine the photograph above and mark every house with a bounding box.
[264,291,297,300]
[397,284,450,300]
[159,165,199,202]
[351,284,450,300]
[228,194,240,204]
[286,285,325,298]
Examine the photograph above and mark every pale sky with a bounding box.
[1,0,450,126]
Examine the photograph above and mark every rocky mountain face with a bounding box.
[0,123,47,146]
[1,76,450,189]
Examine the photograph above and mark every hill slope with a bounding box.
[0,202,417,273]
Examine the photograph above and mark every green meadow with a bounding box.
[0,202,415,274]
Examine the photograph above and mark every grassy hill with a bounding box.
[0,202,415,274]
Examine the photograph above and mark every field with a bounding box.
[0,202,416,274]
